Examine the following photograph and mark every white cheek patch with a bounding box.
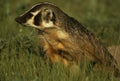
[25,16,34,26]
[42,21,54,28]
[25,16,40,28]
[23,11,41,28]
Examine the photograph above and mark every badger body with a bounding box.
[15,2,120,76]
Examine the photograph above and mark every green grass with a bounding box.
[0,0,120,81]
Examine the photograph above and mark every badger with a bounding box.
[15,2,120,76]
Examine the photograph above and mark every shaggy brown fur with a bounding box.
[15,2,120,76]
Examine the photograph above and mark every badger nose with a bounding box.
[15,16,26,24]
[15,17,21,23]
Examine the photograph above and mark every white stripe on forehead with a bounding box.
[30,10,40,16]
[20,2,57,16]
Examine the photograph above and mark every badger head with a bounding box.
[15,2,58,30]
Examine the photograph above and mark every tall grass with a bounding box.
[0,0,120,81]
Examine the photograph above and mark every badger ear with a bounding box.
[41,8,56,23]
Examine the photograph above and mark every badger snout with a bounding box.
[15,16,26,25]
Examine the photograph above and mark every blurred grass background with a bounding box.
[0,0,120,81]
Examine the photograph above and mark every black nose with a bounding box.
[15,16,26,24]
[15,17,21,23]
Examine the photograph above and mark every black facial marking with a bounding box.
[51,12,56,24]
[43,12,50,22]
[15,12,33,24]
[43,11,56,24]
[34,12,42,26]
[30,5,41,12]
[23,13,33,22]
